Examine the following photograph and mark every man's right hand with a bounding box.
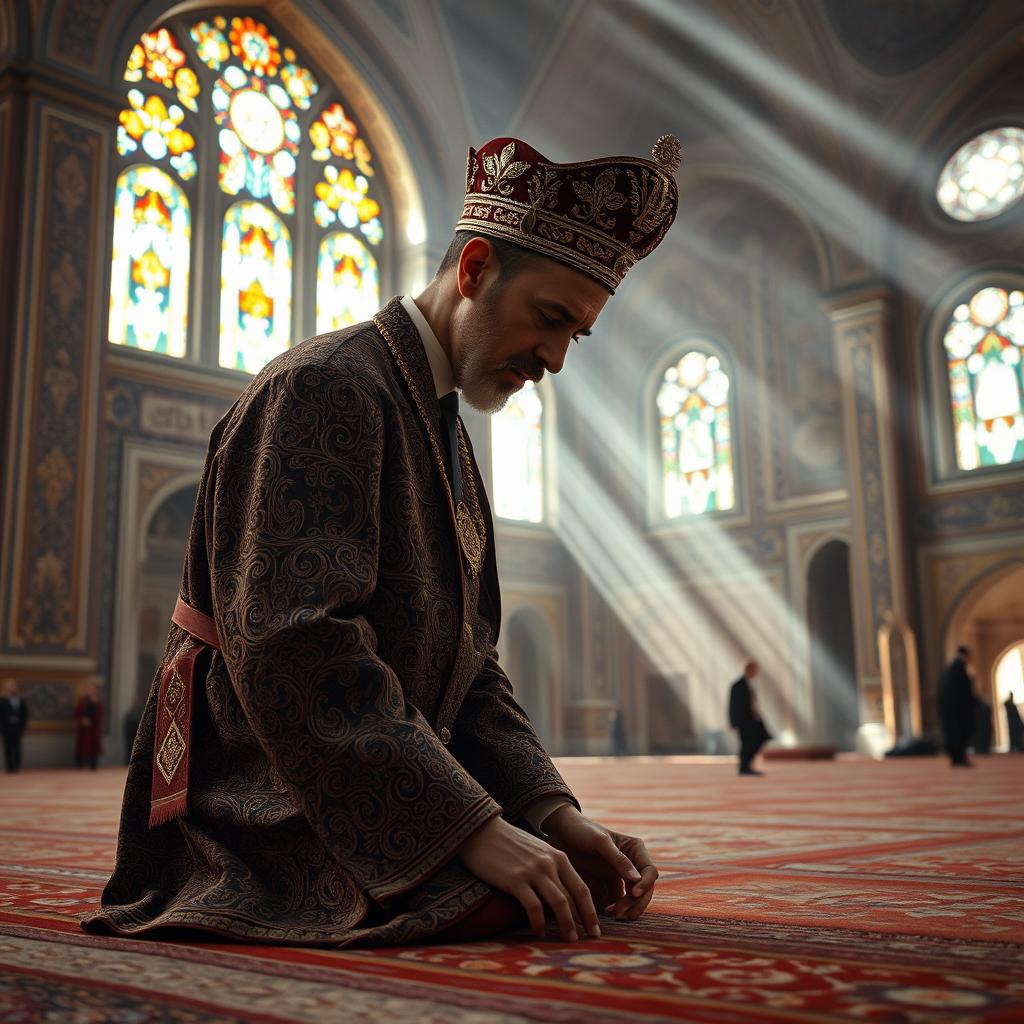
[457,815,600,942]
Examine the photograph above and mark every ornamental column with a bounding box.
[0,59,117,762]
[827,286,920,748]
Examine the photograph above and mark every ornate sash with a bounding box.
[148,596,220,828]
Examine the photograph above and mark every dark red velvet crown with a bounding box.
[456,135,681,292]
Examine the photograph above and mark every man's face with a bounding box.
[450,252,610,413]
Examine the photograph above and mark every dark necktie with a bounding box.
[438,391,463,505]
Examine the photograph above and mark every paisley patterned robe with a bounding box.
[82,298,577,946]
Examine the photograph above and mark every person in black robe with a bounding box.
[972,696,992,755]
[1005,694,1024,752]
[728,661,771,776]
[937,646,975,767]
[0,679,30,773]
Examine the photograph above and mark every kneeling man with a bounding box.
[84,135,681,946]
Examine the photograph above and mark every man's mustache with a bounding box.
[500,358,545,383]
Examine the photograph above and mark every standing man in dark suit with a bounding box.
[0,679,30,773]
[729,661,771,776]
[1005,693,1024,752]
[937,646,975,767]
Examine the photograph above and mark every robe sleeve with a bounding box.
[449,647,580,822]
[211,363,500,902]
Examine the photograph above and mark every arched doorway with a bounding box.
[994,643,1024,750]
[136,484,199,702]
[112,465,200,764]
[504,608,556,749]
[945,562,1024,751]
[807,540,859,749]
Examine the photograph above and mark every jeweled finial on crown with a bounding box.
[652,134,682,174]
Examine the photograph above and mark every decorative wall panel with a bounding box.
[3,107,106,656]
[830,289,912,692]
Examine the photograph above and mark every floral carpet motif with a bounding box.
[1,757,1022,1022]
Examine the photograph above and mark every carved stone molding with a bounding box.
[829,287,913,689]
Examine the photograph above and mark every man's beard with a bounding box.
[453,296,542,414]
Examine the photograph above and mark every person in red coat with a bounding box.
[75,683,103,770]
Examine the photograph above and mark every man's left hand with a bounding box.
[541,805,658,921]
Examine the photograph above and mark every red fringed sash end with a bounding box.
[148,598,221,829]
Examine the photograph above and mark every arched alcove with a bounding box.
[136,481,198,702]
[993,641,1024,750]
[806,539,859,749]
[944,559,1024,749]
[502,606,558,750]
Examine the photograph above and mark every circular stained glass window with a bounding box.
[936,127,1024,223]
[230,88,284,153]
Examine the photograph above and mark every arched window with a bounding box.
[109,14,386,375]
[944,286,1024,470]
[656,349,735,517]
[492,381,545,523]
[936,127,1024,223]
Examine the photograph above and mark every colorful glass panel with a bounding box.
[228,16,282,77]
[190,19,230,70]
[220,202,292,373]
[117,90,197,180]
[309,104,374,177]
[214,65,299,213]
[658,350,735,517]
[314,166,382,242]
[280,53,319,110]
[108,166,190,357]
[316,233,380,332]
[937,127,1024,222]
[492,382,544,523]
[944,286,1024,470]
[124,27,199,112]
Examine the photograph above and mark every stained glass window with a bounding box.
[111,13,389,376]
[492,382,544,523]
[220,202,292,373]
[108,166,191,357]
[117,91,197,180]
[657,350,735,517]
[944,286,1024,470]
[310,103,383,246]
[316,233,379,332]
[937,127,1024,222]
[124,27,199,111]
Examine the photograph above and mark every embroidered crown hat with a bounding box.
[455,135,681,293]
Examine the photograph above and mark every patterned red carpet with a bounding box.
[1,756,1022,1022]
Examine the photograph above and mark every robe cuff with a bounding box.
[521,795,574,836]
[369,793,502,902]
[504,784,580,826]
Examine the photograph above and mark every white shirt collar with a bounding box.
[400,294,455,399]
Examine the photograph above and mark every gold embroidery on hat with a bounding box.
[480,141,530,196]
[627,168,675,243]
[571,168,627,229]
[652,134,683,173]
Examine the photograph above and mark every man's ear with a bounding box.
[457,237,495,299]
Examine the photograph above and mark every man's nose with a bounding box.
[535,336,571,375]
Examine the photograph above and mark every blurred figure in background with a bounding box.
[1005,693,1024,752]
[972,694,993,755]
[937,646,975,767]
[728,661,771,777]
[0,679,30,773]
[610,706,627,756]
[75,683,103,770]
